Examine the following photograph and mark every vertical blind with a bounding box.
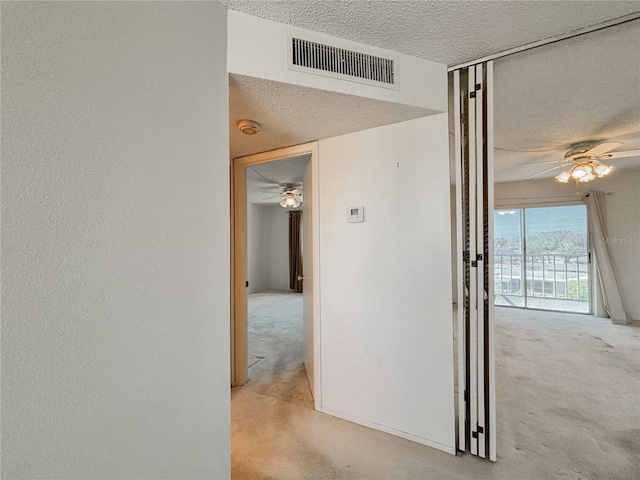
[289,211,303,293]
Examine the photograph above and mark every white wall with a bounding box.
[1,3,230,478]
[267,206,291,290]
[247,204,270,293]
[247,204,290,293]
[494,169,640,321]
[228,11,447,113]
[318,116,456,453]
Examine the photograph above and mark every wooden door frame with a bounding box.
[230,142,321,403]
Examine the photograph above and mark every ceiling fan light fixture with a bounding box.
[551,141,626,185]
[571,165,589,179]
[280,192,300,209]
[594,163,613,177]
[579,171,596,183]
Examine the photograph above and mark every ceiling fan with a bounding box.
[260,182,303,208]
[524,141,640,183]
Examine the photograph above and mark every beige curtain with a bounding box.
[289,211,303,292]
[585,191,627,324]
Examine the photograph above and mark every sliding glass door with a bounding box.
[494,210,525,307]
[494,205,590,313]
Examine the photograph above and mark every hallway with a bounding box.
[231,292,639,479]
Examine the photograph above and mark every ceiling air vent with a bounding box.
[288,35,398,90]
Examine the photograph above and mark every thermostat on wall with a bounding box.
[347,206,364,223]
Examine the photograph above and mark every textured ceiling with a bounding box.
[228,1,640,188]
[492,19,640,182]
[230,74,432,160]
[223,0,640,66]
[247,155,310,205]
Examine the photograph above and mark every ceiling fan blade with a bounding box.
[521,159,561,166]
[525,164,564,178]
[585,142,623,157]
[262,194,281,200]
[247,167,279,185]
[603,149,640,160]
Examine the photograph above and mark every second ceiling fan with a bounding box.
[524,141,640,183]
[260,182,303,208]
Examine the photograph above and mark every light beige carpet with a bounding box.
[232,291,640,479]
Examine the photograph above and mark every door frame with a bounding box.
[230,142,321,407]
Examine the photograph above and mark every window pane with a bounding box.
[494,209,525,307]
[524,205,589,313]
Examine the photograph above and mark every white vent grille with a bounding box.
[290,37,395,86]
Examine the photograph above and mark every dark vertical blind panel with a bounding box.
[289,211,303,292]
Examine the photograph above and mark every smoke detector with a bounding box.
[237,119,261,135]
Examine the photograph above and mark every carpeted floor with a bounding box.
[244,290,311,405]
[231,290,640,479]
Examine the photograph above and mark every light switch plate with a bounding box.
[347,206,364,223]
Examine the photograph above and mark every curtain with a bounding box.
[585,191,627,324]
[289,211,303,292]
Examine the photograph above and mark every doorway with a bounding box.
[494,204,590,313]
[231,142,321,410]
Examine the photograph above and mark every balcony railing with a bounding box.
[494,253,589,302]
